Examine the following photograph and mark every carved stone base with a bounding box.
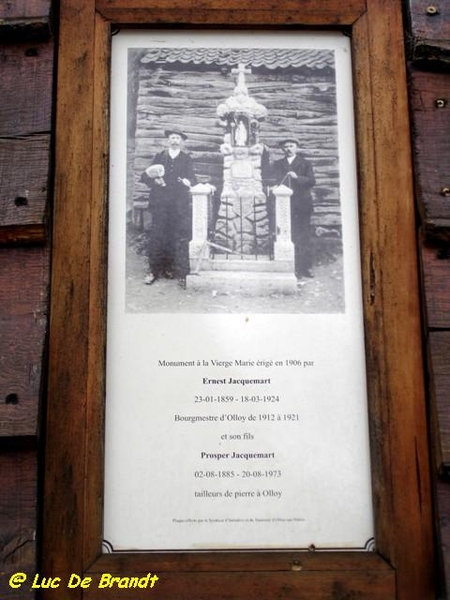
[190,256,294,273]
[186,271,298,295]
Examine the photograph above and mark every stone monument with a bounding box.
[187,64,297,294]
[214,63,270,256]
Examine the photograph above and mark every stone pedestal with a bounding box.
[189,183,214,268]
[273,184,295,267]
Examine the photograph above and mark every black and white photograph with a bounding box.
[123,37,347,314]
[104,31,372,552]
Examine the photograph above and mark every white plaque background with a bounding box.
[104,30,374,551]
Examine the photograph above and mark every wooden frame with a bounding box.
[43,1,435,598]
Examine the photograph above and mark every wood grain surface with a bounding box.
[44,0,96,583]
[407,0,450,63]
[0,135,49,231]
[421,241,450,328]
[436,480,450,597]
[0,0,51,19]
[0,444,37,600]
[429,331,450,471]
[0,40,53,245]
[84,570,395,600]
[353,4,434,598]
[0,0,51,41]
[96,0,366,25]
[0,41,53,137]
[410,69,450,238]
[0,247,49,437]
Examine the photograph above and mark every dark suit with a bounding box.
[272,153,315,277]
[141,150,196,279]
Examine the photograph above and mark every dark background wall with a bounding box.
[406,3,450,596]
[0,1,449,597]
[0,2,52,598]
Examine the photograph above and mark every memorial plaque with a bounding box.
[104,30,374,551]
[43,2,435,598]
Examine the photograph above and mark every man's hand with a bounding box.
[179,178,191,187]
[287,171,298,179]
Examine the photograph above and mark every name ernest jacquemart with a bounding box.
[202,377,271,385]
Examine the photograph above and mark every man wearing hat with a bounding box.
[141,128,197,288]
[272,138,316,279]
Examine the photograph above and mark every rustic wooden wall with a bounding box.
[0,1,52,598]
[1,1,450,599]
[131,59,341,242]
[407,1,450,597]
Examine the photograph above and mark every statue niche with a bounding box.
[214,64,270,256]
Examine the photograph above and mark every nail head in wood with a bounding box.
[291,559,302,571]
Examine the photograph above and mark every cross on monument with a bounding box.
[231,63,252,91]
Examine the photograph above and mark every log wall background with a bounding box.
[1,1,450,598]
[131,59,342,242]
